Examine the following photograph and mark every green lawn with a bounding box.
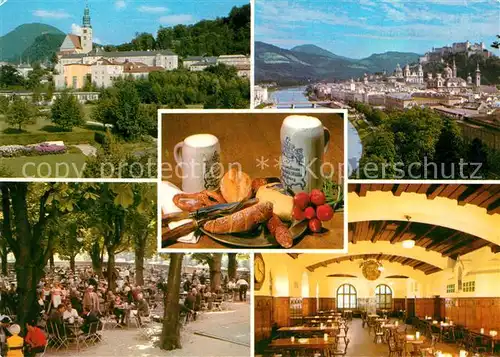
[1,153,88,178]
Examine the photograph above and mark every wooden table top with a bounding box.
[405,336,425,344]
[469,328,500,341]
[161,112,344,250]
[279,326,338,333]
[303,316,337,320]
[269,337,337,349]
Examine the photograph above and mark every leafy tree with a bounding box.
[358,129,396,179]
[466,138,489,176]
[433,118,465,179]
[132,32,156,50]
[387,107,443,175]
[51,91,85,131]
[0,65,24,88]
[0,96,9,114]
[83,131,157,178]
[6,96,36,131]
[55,213,86,272]
[25,64,45,90]
[0,183,78,328]
[126,183,157,286]
[191,253,223,291]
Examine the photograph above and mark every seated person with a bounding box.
[24,321,46,357]
[113,296,126,325]
[47,305,65,336]
[0,316,13,338]
[81,307,101,334]
[6,324,23,357]
[62,303,79,322]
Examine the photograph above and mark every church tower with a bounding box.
[475,63,481,87]
[81,2,93,53]
[452,59,457,78]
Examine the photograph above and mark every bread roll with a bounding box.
[220,168,252,203]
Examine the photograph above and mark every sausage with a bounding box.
[267,214,293,248]
[203,202,273,234]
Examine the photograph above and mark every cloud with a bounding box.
[33,10,71,19]
[71,23,82,36]
[93,38,103,44]
[115,0,126,10]
[159,14,195,25]
[138,5,167,13]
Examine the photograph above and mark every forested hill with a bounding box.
[0,23,64,61]
[103,5,250,57]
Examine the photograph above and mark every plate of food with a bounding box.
[162,168,343,248]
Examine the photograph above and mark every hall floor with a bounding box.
[344,318,461,356]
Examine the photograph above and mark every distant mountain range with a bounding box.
[0,23,64,62]
[255,41,421,85]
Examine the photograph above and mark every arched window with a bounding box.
[376,284,392,309]
[337,284,357,309]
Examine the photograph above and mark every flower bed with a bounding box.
[0,143,67,158]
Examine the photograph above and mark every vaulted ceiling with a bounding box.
[348,184,500,215]
[348,220,500,259]
[305,253,442,275]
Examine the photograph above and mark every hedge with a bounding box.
[0,132,96,146]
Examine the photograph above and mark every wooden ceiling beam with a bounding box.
[487,199,500,215]
[426,184,446,199]
[425,230,462,250]
[393,184,409,197]
[359,185,368,197]
[458,185,490,206]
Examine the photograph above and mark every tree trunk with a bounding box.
[228,253,237,280]
[1,187,12,276]
[160,253,183,351]
[8,184,47,330]
[107,249,116,291]
[49,253,55,270]
[69,255,76,272]
[0,245,7,276]
[135,233,146,286]
[210,254,222,291]
[90,241,102,276]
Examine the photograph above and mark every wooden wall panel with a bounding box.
[255,296,273,343]
[318,297,336,311]
[273,297,290,327]
[302,297,316,316]
[444,298,500,331]
[393,298,405,312]
[415,298,438,318]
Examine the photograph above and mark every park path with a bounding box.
[46,301,250,357]
[74,144,97,157]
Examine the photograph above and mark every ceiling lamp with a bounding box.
[402,215,415,249]
[402,240,415,249]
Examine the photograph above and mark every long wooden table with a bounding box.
[469,328,500,352]
[278,326,339,337]
[161,112,345,249]
[269,337,337,354]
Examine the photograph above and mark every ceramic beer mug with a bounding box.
[173,134,222,193]
[280,115,330,193]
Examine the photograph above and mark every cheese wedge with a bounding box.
[256,183,293,221]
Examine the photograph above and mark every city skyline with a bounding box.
[255,0,499,59]
[0,0,248,45]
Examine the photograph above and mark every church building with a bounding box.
[59,4,93,55]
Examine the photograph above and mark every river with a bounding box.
[271,86,363,171]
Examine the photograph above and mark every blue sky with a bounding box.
[256,0,500,59]
[0,0,248,44]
